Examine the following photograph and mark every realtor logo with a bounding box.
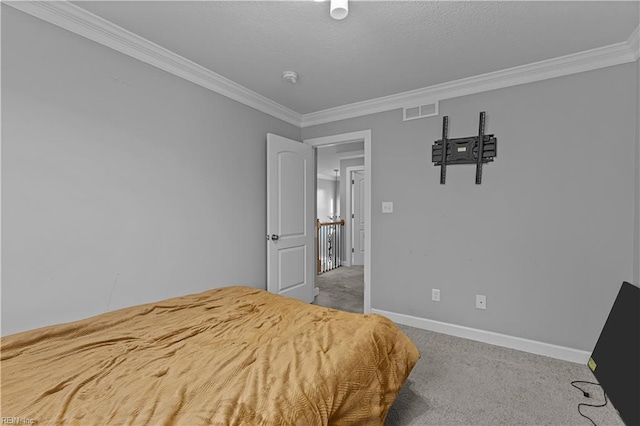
[0,417,35,425]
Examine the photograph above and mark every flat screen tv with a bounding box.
[589,281,639,426]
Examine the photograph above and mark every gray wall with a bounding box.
[1,6,301,336]
[317,178,337,221]
[302,63,638,351]
[2,5,637,351]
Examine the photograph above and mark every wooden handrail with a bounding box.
[317,219,345,228]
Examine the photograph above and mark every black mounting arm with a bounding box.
[431,111,497,184]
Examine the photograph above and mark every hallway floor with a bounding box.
[313,265,364,313]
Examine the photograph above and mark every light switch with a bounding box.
[382,202,393,213]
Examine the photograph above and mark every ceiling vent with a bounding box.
[403,101,439,121]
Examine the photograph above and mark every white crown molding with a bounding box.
[5,1,303,127]
[7,2,638,130]
[372,308,591,364]
[301,25,640,128]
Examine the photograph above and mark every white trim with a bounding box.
[345,165,365,267]
[316,173,338,181]
[305,131,370,147]
[305,130,372,314]
[337,150,365,161]
[372,308,591,364]
[301,28,640,128]
[5,1,302,127]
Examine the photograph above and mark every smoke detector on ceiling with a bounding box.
[314,0,348,20]
[330,0,348,20]
[282,71,299,84]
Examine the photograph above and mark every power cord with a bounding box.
[571,380,608,426]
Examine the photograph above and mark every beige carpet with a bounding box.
[314,265,364,313]
[313,266,623,426]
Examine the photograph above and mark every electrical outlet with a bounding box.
[381,202,393,213]
[432,289,440,302]
[476,295,486,310]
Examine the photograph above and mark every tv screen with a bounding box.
[589,281,640,426]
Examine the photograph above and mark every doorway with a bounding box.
[304,130,372,314]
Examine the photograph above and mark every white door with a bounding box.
[266,133,315,302]
[352,170,365,265]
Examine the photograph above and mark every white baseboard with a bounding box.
[371,308,591,364]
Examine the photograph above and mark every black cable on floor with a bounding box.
[571,380,608,426]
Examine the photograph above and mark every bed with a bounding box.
[1,286,419,425]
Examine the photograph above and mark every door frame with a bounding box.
[304,130,372,314]
[345,165,365,267]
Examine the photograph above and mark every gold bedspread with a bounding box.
[1,286,419,425]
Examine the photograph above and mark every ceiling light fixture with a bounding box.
[282,71,299,84]
[330,0,348,20]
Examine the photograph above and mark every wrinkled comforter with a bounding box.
[1,286,419,425]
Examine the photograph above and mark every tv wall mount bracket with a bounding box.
[431,111,497,184]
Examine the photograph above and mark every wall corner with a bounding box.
[634,59,640,286]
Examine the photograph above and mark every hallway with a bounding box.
[313,266,364,313]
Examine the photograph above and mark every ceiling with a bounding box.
[73,1,639,116]
[317,141,364,179]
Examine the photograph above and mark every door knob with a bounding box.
[271,234,279,241]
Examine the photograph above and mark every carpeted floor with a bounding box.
[313,266,624,426]
[315,265,364,313]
